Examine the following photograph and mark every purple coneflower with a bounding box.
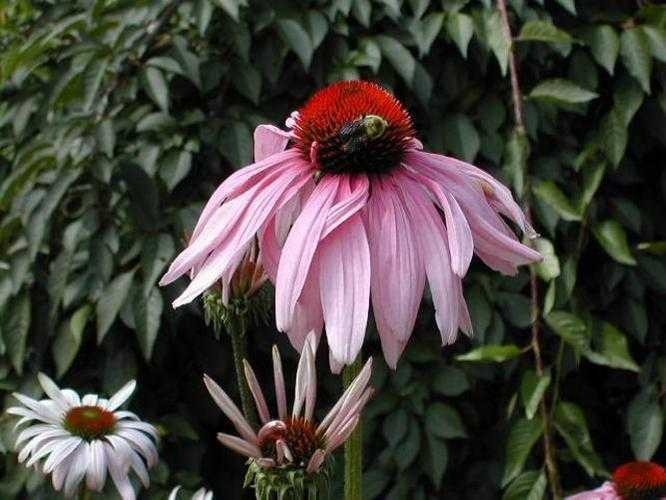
[567,461,666,499]
[7,374,158,499]
[161,80,541,370]
[203,332,372,476]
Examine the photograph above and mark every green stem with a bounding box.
[228,313,258,428]
[343,357,363,500]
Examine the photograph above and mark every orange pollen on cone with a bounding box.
[64,406,117,439]
[613,461,666,500]
[293,80,415,175]
[258,417,324,465]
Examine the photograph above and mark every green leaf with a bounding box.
[534,238,561,281]
[600,109,628,167]
[518,20,572,44]
[502,128,529,198]
[383,407,408,446]
[160,150,192,192]
[364,469,390,500]
[306,11,329,50]
[640,26,666,63]
[53,305,91,377]
[352,0,372,28]
[2,293,31,375]
[96,119,115,158]
[277,19,314,69]
[555,0,576,15]
[376,35,416,85]
[520,369,552,420]
[529,78,598,104]
[593,220,636,265]
[613,76,644,126]
[432,365,470,396]
[212,0,240,21]
[442,113,480,162]
[82,58,108,112]
[578,161,605,210]
[532,180,582,221]
[501,418,544,486]
[485,10,509,75]
[627,388,664,461]
[620,28,652,93]
[425,436,448,490]
[231,64,262,105]
[195,0,214,35]
[412,13,444,57]
[584,322,639,372]
[141,67,169,112]
[395,423,420,470]
[456,345,523,363]
[96,271,135,344]
[121,163,160,231]
[425,403,467,439]
[502,470,547,500]
[446,12,474,58]
[141,234,175,296]
[545,311,589,352]
[219,121,252,167]
[554,402,607,477]
[582,25,620,74]
[133,287,163,360]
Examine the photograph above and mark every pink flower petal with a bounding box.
[275,175,340,332]
[253,125,290,163]
[365,178,425,369]
[319,212,370,367]
[396,174,462,344]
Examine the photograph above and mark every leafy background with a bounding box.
[1,0,665,498]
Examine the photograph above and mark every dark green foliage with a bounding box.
[0,0,665,499]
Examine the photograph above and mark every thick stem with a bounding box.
[496,0,563,497]
[227,313,258,428]
[343,358,363,500]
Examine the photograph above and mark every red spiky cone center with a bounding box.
[258,417,324,466]
[613,461,666,499]
[64,406,117,440]
[293,80,415,174]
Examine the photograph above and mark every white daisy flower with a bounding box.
[169,485,214,500]
[6,373,159,499]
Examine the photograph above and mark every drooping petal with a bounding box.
[396,174,462,344]
[365,178,425,369]
[320,174,370,238]
[63,442,89,498]
[190,149,303,242]
[565,481,620,500]
[303,333,318,422]
[275,175,340,332]
[286,253,324,352]
[86,439,108,492]
[171,165,310,306]
[254,124,291,162]
[319,213,370,367]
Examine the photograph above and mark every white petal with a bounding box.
[86,439,107,491]
[37,373,72,413]
[106,380,136,411]
[42,437,83,473]
[105,441,136,500]
[63,442,89,498]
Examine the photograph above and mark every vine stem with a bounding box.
[495,0,563,498]
[227,313,258,428]
[343,357,363,500]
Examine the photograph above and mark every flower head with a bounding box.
[160,80,541,370]
[203,333,372,496]
[7,374,158,499]
[566,461,666,499]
